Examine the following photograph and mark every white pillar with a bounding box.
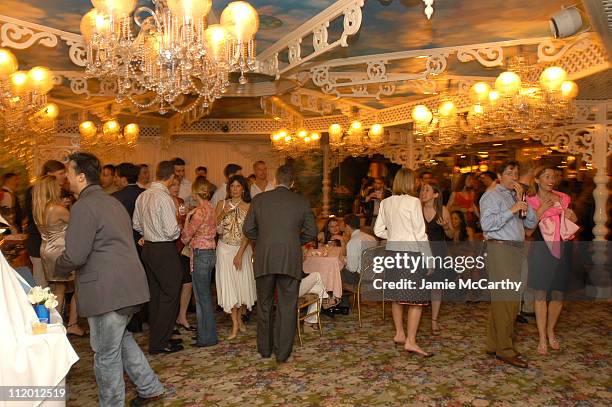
[321,142,331,217]
[586,103,610,298]
[592,133,609,241]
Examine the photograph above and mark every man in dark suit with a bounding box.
[112,163,145,217]
[243,164,318,363]
[55,152,166,406]
[112,162,147,333]
[112,163,145,243]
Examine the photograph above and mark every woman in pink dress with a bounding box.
[526,166,578,355]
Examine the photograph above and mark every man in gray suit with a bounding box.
[55,152,165,407]
[243,164,318,363]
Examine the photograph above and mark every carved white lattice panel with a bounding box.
[55,120,80,135]
[308,33,607,99]
[0,15,86,67]
[139,126,162,138]
[176,119,280,135]
[257,0,365,78]
[530,125,597,163]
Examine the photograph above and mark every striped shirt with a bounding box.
[133,182,180,242]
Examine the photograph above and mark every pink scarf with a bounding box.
[526,191,579,258]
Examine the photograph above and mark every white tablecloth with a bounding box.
[303,246,345,298]
[0,253,79,407]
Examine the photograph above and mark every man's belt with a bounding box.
[486,239,523,248]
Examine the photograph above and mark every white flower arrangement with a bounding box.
[27,286,58,309]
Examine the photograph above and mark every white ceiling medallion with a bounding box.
[423,0,434,20]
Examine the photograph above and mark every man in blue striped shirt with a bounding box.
[480,160,537,368]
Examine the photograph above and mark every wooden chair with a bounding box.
[296,293,322,346]
[342,244,385,328]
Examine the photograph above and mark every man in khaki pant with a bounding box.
[479,160,537,368]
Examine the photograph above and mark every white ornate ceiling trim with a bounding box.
[0,14,86,67]
[256,0,365,78]
[289,88,376,115]
[51,70,298,100]
[307,32,607,98]
[173,99,607,137]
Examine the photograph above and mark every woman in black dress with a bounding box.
[374,169,434,357]
[526,166,578,355]
[419,184,454,335]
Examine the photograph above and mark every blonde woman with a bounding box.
[374,168,433,357]
[32,175,84,336]
[181,177,218,347]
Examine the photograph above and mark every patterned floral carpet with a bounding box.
[66,301,611,406]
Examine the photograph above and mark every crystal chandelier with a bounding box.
[0,48,59,171]
[410,61,579,146]
[80,0,259,115]
[79,119,140,151]
[410,100,461,147]
[0,48,58,137]
[270,127,321,158]
[465,59,578,135]
[327,121,385,157]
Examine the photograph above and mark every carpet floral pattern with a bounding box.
[66,301,611,406]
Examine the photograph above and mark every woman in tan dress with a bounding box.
[214,175,256,340]
[32,175,84,336]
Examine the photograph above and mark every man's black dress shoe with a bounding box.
[516,314,529,324]
[168,338,183,345]
[149,343,183,355]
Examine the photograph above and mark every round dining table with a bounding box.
[303,245,345,298]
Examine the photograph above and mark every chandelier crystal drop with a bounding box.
[81,0,259,115]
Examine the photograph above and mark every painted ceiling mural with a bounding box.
[0,0,589,115]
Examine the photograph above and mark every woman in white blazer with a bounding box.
[374,168,433,357]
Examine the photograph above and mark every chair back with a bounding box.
[358,243,386,302]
